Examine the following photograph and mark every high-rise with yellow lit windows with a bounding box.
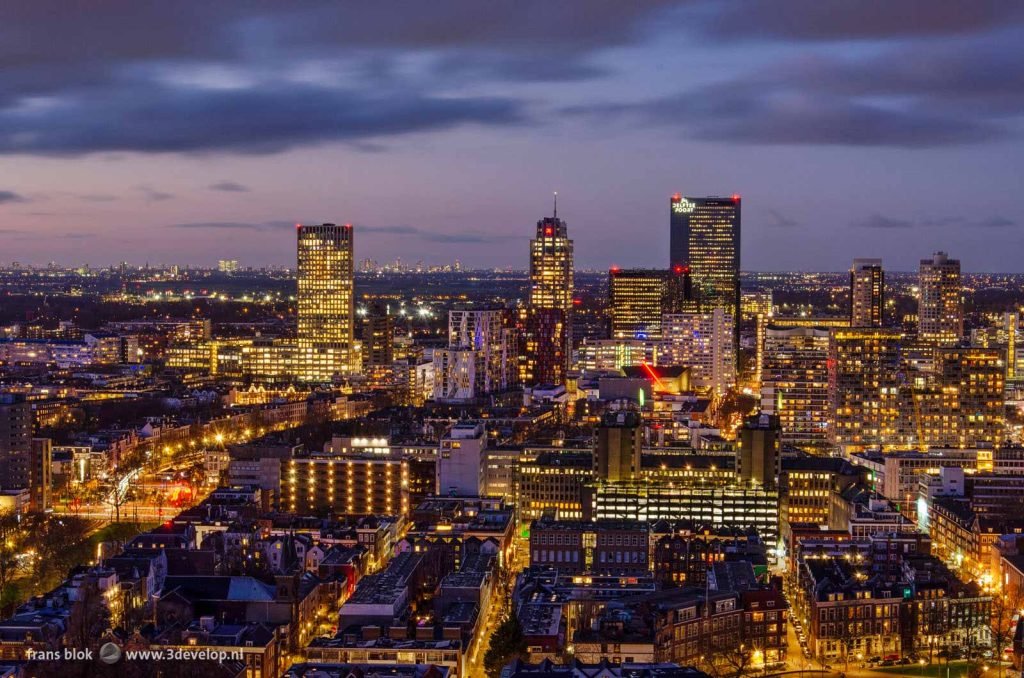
[296,223,357,380]
[670,194,741,366]
[918,251,963,347]
[829,327,902,453]
[524,210,573,384]
[850,258,884,328]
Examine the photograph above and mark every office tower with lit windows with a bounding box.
[608,268,674,340]
[659,309,735,396]
[918,251,963,346]
[760,325,831,452]
[829,328,902,453]
[296,223,356,379]
[669,194,740,320]
[524,210,574,384]
[850,258,884,328]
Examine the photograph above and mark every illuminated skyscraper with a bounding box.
[829,327,902,453]
[760,326,831,452]
[669,194,740,320]
[525,206,573,384]
[918,251,963,346]
[296,223,356,378]
[609,268,671,340]
[850,258,884,328]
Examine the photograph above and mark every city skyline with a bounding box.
[2,2,1024,271]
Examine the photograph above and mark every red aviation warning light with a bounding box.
[731,194,741,201]
[672,193,681,201]
[544,226,553,236]
[610,266,621,274]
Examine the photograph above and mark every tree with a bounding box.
[101,466,136,523]
[990,584,1024,678]
[700,629,753,678]
[0,511,25,593]
[484,613,528,678]
[36,515,92,593]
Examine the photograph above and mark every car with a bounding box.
[898,658,911,665]
[881,660,895,667]
[869,656,882,663]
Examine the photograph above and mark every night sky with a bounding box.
[2,1,1023,271]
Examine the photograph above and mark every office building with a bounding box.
[526,209,573,384]
[829,328,902,453]
[594,410,643,482]
[437,422,486,497]
[609,268,671,340]
[517,451,593,520]
[659,309,735,396]
[668,194,741,330]
[741,290,773,322]
[760,326,831,451]
[296,223,356,379]
[919,251,963,346]
[850,258,884,328]
[737,414,780,487]
[585,483,779,554]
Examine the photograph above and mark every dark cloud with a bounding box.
[858,215,1017,230]
[0,190,28,204]
[766,210,798,228]
[361,223,522,244]
[855,215,914,230]
[702,0,1024,42]
[0,80,527,155]
[208,181,249,192]
[77,193,118,202]
[0,1,680,156]
[137,186,175,202]
[168,220,300,231]
[977,216,1016,228]
[360,225,421,235]
[0,1,1020,156]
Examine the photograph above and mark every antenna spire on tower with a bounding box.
[553,191,558,218]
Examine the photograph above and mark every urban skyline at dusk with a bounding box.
[3,1,1024,271]
[3,5,1024,678]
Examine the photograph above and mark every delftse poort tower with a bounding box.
[670,194,741,358]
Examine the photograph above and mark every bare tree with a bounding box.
[101,466,136,523]
[990,584,1024,678]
